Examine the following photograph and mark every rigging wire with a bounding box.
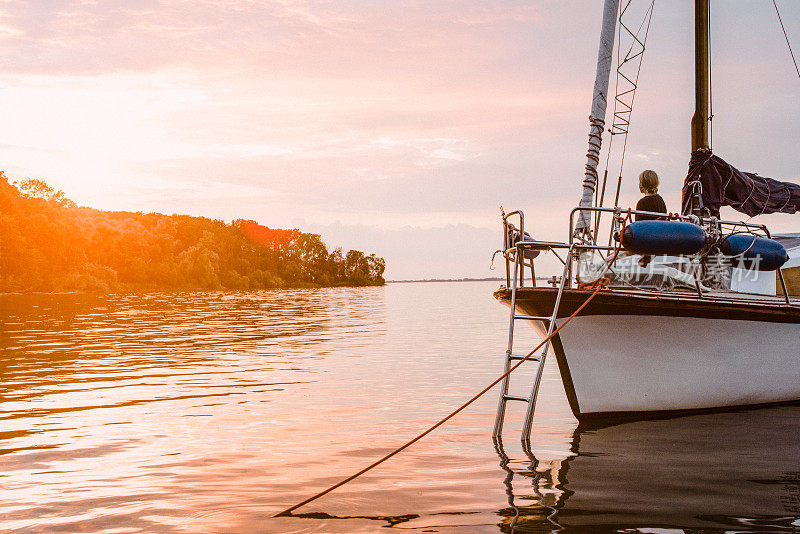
[772,0,800,82]
[596,1,636,216]
[594,0,623,216]
[593,0,655,244]
[611,1,655,206]
[610,1,655,138]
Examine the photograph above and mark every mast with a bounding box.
[575,0,620,238]
[691,0,710,151]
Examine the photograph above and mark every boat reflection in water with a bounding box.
[495,406,800,532]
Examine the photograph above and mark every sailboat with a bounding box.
[493,0,800,434]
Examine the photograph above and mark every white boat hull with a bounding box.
[554,314,800,415]
[500,287,800,423]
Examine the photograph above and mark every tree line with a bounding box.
[0,173,385,291]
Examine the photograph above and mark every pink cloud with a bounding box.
[0,1,798,278]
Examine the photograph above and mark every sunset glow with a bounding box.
[3,3,800,531]
[1,1,798,278]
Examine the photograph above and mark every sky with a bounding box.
[1,0,798,280]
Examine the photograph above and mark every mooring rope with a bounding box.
[274,281,608,518]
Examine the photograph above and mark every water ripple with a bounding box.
[2,283,798,532]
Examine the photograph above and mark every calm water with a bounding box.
[1,281,799,533]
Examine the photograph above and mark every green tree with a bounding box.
[0,175,385,292]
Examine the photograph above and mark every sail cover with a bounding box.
[682,150,800,217]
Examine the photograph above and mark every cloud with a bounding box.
[0,1,798,279]
[0,1,542,77]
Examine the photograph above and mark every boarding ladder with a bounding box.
[493,210,572,442]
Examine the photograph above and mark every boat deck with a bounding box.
[494,285,800,323]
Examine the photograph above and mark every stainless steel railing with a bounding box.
[501,206,792,305]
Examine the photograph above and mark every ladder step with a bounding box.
[503,394,529,403]
[513,314,551,321]
[508,354,542,362]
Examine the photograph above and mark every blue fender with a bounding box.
[718,234,788,271]
[620,221,707,256]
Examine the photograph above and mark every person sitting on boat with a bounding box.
[635,170,668,221]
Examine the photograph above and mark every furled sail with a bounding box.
[574,0,619,237]
[681,149,800,217]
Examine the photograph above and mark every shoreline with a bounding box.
[0,282,386,296]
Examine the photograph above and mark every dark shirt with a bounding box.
[635,194,667,221]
